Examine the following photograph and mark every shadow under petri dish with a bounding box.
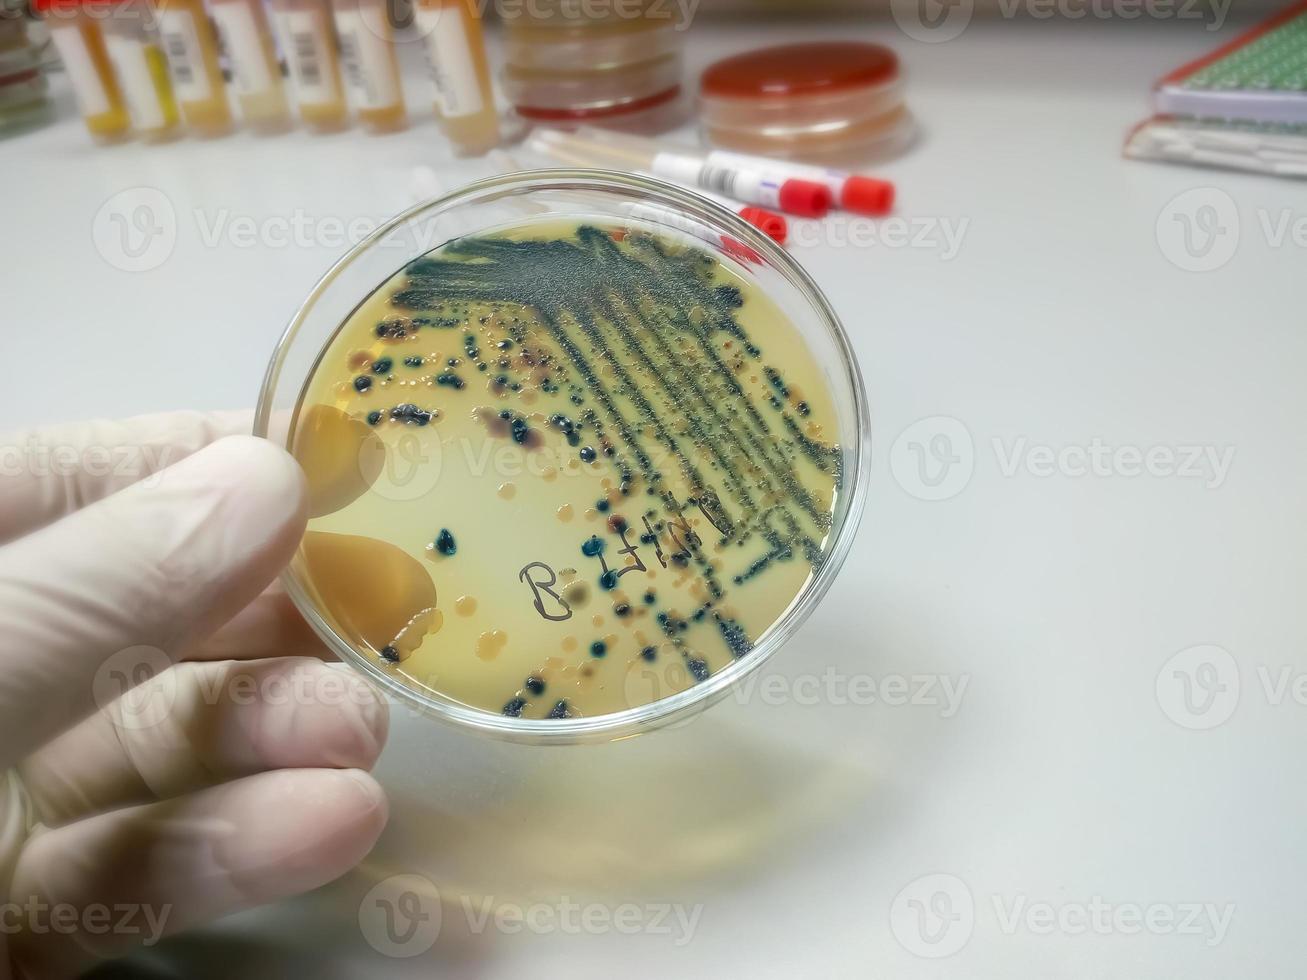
[290,220,844,722]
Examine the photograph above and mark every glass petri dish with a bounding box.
[255,171,870,744]
[503,52,683,119]
[500,5,686,127]
[509,84,685,129]
[700,42,914,165]
[704,105,916,167]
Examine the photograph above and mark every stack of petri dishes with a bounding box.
[699,41,914,166]
[0,6,52,135]
[501,0,687,131]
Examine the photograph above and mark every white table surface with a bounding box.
[6,12,1306,979]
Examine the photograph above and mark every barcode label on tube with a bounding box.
[294,32,319,86]
[650,153,782,210]
[697,163,736,198]
[211,2,273,95]
[413,5,483,118]
[334,9,399,110]
[157,9,211,102]
[696,164,781,209]
[275,10,337,105]
[163,33,191,83]
[337,30,361,93]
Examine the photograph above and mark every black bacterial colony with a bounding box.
[292,221,844,720]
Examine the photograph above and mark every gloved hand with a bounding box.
[0,412,390,979]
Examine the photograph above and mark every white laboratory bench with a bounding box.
[5,12,1306,979]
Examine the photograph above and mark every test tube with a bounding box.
[574,126,897,216]
[209,0,291,132]
[101,0,179,141]
[532,127,832,218]
[37,0,131,142]
[526,134,789,245]
[152,0,232,136]
[270,0,349,131]
[331,0,405,133]
[412,0,498,155]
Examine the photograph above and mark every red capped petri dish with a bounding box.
[511,86,685,131]
[699,42,915,165]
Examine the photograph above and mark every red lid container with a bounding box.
[699,42,914,166]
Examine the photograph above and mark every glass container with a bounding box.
[255,170,870,744]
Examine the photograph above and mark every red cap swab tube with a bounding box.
[526,133,793,242]
[572,127,895,217]
[532,128,832,219]
[701,149,895,217]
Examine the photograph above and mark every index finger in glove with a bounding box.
[0,411,254,545]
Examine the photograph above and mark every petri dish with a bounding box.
[700,42,915,165]
[509,84,686,130]
[500,4,686,128]
[503,52,683,120]
[256,171,870,743]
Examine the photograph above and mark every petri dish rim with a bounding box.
[255,168,871,745]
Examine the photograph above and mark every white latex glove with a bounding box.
[0,412,390,979]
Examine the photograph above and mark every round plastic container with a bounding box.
[700,42,915,166]
[501,8,686,129]
[255,171,870,744]
[503,50,682,121]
